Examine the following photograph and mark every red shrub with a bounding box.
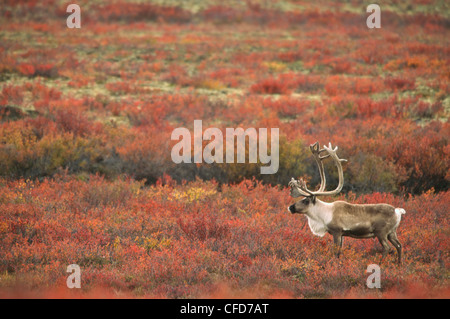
[385,77,416,91]
[250,77,291,95]
[0,85,24,106]
[325,75,385,95]
[54,108,95,137]
[17,63,35,76]
[177,215,230,241]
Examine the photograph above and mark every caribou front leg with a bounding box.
[332,232,343,258]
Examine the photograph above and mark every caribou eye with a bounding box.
[303,198,310,204]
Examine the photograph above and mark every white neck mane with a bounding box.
[305,200,334,237]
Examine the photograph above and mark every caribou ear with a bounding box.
[311,196,316,204]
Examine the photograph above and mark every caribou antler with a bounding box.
[289,142,347,198]
[309,142,329,192]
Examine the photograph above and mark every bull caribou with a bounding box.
[288,142,405,264]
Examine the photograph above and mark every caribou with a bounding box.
[288,142,405,264]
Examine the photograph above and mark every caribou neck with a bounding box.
[306,199,334,224]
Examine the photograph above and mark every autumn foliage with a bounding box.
[0,0,448,298]
[0,176,448,298]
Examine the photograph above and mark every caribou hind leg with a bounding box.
[388,232,402,264]
[377,234,391,264]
